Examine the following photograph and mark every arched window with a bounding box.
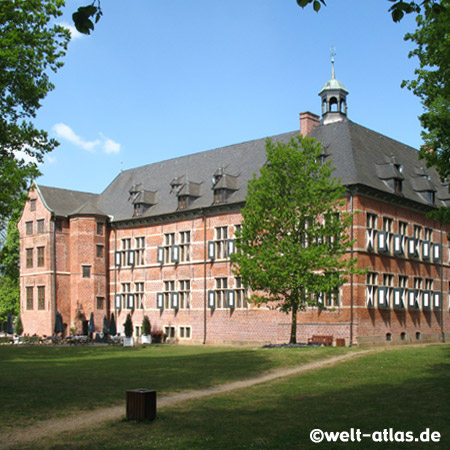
[329,97,338,112]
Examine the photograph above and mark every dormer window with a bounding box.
[173,178,202,210]
[214,189,227,204]
[211,168,239,205]
[178,196,188,210]
[376,160,404,195]
[427,190,435,205]
[129,184,157,217]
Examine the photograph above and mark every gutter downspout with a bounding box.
[349,191,354,347]
[202,210,207,345]
[52,214,57,334]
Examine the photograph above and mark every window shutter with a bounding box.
[433,292,441,310]
[422,241,430,260]
[208,241,215,260]
[317,292,324,307]
[393,288,404,309]
[432,244,441,262]
[378,231,388,252]
[366,286,374,307]
[422,291,431,310]
[366,229,375,251]
[208,290,215,309]
[171,292,179,309]
[227,290,235,309]
[227,239,235,257]
[157,293,164,310]
[115,251,121,267]
[378,287,388,308]
[157,246,164,264]
[393,234,403,255]
[171,245,180,263]
[115,294,121,310]
[408,238,418,257]
[127,294,134,309]
[128,250,135,266]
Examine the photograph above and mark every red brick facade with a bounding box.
[18,187,450,345]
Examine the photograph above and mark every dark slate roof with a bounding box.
[36,185,102,217]
[36,119,449,222]
[309,120,447,206]
[69,201,108,217]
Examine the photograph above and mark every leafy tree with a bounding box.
[296,0,445,22]
[0,207,21,321]
[232,136,359,344]
[0,0,70,232]
[403,1,450,182]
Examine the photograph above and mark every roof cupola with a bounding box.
[319,49,348,125]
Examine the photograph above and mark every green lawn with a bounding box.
[0,344,351,429]
[11,344,450,450]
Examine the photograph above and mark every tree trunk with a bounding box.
[289,302,298,344]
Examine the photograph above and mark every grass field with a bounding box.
[2,344,449,449]
[0,344,351,429]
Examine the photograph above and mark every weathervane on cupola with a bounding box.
[319,47,349,125]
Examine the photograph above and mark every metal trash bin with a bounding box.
[126,389,157,421]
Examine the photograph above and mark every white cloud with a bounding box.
[53,123,121,155]
[14,149,38,165]
[102,137,121,154]
[46,155,57,164]
[53,123,100,151]
[57,22,84,40]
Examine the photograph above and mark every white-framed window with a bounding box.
[215,226,228,259]
[179,231,190,262]
[179,326,192,339]
[135,282,145,309]
[215,277,228,308]
[121,238,131,266]
[121,283,131,309]
[164,280,175,309]
[164,326,176,339]
[178,280,190,309]
[163,233,175,264]
[235,277,248,309]
[135,237,145,266]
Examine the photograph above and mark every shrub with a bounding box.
[151,330,167,344]
[124,313,133,338]
[14,316,23,336]
[142,315,151,335]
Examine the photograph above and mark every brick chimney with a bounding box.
[300,111,320,136]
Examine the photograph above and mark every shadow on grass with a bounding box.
[0,345,346,429]
[26,345,450,450]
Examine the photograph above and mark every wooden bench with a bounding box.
[307,335,333,346]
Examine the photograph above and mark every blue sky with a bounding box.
[34,0,422,194]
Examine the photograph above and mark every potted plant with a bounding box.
[141,315,152,344]
[123,313,134,347]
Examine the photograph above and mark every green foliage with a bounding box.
[124,313,133,337]
[72,0,103,35]
[0,0,70,229]
[403,1,450,183]
[232,135,359,343]
[0,207,22,321]
[142,315,151,335]
[296,0,444,22]
[14,315,23,335]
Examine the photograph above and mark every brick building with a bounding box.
[18,64,450,345]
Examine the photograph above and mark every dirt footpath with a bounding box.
[0,349,373,449]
